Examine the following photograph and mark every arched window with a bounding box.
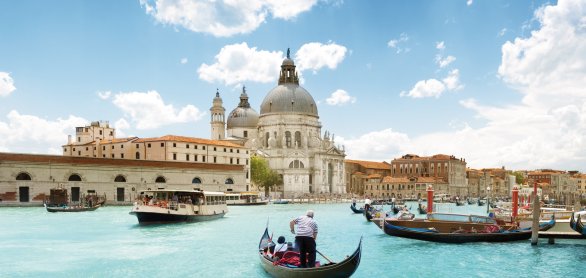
[68,174,82,181]
[16,172,31,180]
[135,152,140,159]
[192,177,202,184]
[288,160,305,169]
[155,176,166,183]
[265,132,270,147]
[295,131,301,147]
[114,175,126,182]
[225,178,234,184]
[285,131,291,148]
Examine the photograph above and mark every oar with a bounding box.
[316,249,335,264]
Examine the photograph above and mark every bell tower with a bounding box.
[278,48,299,85]
[210,89,225,140]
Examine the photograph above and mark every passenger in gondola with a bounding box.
[271,236,288,258]
[352,197,356,207]
[290,210,318,268]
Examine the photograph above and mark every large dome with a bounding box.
[259,55,318,117]
[227,87,259,128]
[260,84,318,116]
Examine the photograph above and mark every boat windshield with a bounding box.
[428,213,496,224]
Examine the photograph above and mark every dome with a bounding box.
[227,107,259,128]
[260,84,318,116]
[227,86,259,129]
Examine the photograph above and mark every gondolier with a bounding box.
[290,210,318,268]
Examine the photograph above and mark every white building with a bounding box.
[213,52,346,198]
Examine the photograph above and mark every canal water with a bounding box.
[1,202,585,277]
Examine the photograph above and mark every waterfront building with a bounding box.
[390,154,467,197]
[570,173,586,199]
[345,160,392,196]
[527,169,576,203]
[467,167,515,198]
[0,152,245,206]
[214,52,346,198]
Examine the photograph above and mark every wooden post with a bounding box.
[512,186,519,219]
[426,185,434,214]
[531,182,540,245]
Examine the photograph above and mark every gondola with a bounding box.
[570,212,586,236]
[477,199,485,206]
[44,203,100,212]
[364,208,374,221]
[467,199,474,205]
[455,200,465,206]
[350,203,364,214]
[382,217,555,243]
[258,227,362,278]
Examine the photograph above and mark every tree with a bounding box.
[251,155,283,197]
[512,171,525,185]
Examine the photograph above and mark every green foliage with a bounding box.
[251,156,282,196]
[512,171,525,185]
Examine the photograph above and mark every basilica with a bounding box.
[211,52,346,198]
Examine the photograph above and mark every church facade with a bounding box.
[212,53,346,198]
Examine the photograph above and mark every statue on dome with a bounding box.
[287,48,290,59]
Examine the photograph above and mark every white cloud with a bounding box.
[97,91,112,100]
[114,118,130,137]
[199,42,348,85]
[400,79,446,98]
[111,90,205,129]
[295,42,348,73]
[140,0,317,37]
[387,33,410,54]
[337,129,412,162]
[0,72,16,97]
[349,0,586,171]
[198,42,283,86]
[436,41,445,50]
[435,55,456,68]
[467,0,473,6]
[325,89,356,106]
[0,111,87,153]
[442,69,463,91]
[180,58,188,64]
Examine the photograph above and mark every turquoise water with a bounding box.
[1,202,586,277]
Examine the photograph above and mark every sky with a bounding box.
[1,0,585,172]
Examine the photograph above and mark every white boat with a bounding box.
[225,192,269,206]
[129,189,227,224]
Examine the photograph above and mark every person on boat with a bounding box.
[364,198,372,212]
[270,236,288,258]
[352,197,356,207]
[290,210,318,268]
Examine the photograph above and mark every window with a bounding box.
[114,175,126,182]
[135,152,140,159]
[230,149,233,153]
[73,148,76,151]
[148,143,151,148]
[103,154,105,158]
[214,157,217,163]
[194,155,198,162]
[224,148,226,152]
[68,174,82,181]
[186,144,189,149]
[192,177,202,184]
[237,158,240,164]
[160,143,164,147]
[121,145,124,149]
[186,154,190,161]
[285,131,292,147]
[155,176,166,183]
[288,160,305,169]
[86,147,88,151]
[203,156,206,162]
[230,158,233,164]
[99,130,103,135]
[103,146,105,150]
[78,151,81,155]
[78,137,81,142]
[173,153,177,160]
[195,145,198,149]
[110,131,113,136]
[111,154,114,158]
[246,159,248,165]
[295,131,301,147]
[237,149,240,153]
[225,178,234,184]
[203,146,205,150]
[112,146,114,149]
[243,130,248,138]
[16,172,31,180]
[173,143,176,147]
[121,153,124,159]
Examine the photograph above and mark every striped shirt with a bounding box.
[294,215,318,238]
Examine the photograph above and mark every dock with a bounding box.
[538,231,586,244]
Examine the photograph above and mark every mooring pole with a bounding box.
[531,182,540,245]
[426,185,434,214]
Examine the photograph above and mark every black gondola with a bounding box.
[350,203,364,214]
[570,212,586,236]
[382,218,555,243]
[477,199,485,206]
[258,227,362,278]
[467,199,474,205]
[455,200,465,206]
[364,208,374,221]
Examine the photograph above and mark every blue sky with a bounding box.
[2,0,586,172]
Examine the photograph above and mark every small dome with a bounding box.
[227,107,259,128]
[227,86,259,129]
[260,84,318,116]
[282,58,294,66]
